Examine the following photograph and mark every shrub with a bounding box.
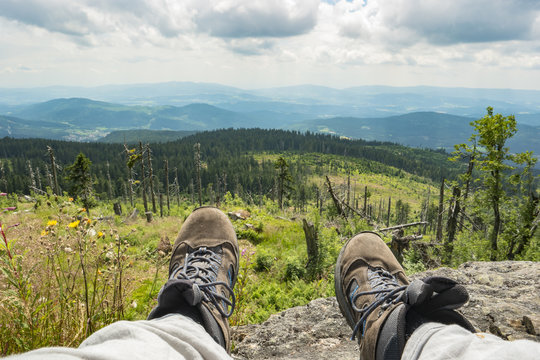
[236,229,263,244]
[283,258,305,281]
[254,254,273,272]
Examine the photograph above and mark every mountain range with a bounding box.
[1,82,540,121]
[0,82,539,158]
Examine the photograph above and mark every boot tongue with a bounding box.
[403,279,433,305]
[404,277,469,313]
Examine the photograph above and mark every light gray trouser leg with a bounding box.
[6,314,232,360]
[402,322,540,360]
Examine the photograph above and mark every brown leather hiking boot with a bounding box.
[335,231,474,360]
[148,206,239,353]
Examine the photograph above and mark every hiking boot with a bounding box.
[335,231,474,360]
[148,206,239,353]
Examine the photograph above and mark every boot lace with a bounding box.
[171,247,236,318]
[350,267,407,340]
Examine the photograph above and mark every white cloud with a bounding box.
[0,0,539,89]
[192,0,319,38]
[335,0,540,45]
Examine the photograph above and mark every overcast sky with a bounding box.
[1,0,540,89]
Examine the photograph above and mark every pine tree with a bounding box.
[65,153,94,214]
[274,156,293,209]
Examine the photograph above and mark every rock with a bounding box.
[233,298,358,360]
[22,195,35,202]
[232,261,540,360]
[228,210,251,221]
[523,316,536,335]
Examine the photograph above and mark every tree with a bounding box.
[462,107,538,260]
[65,153,95,214]
[274,156,293,209]
[450,139,477,232]
[505,152,539,259]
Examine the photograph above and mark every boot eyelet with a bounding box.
[377,309,383,318]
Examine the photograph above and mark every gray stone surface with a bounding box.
[232,261,539,360]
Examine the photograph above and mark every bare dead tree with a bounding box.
[164,159,170,212]
[325,176,346,218]
[47,146,60,196]
[436,179,445,243]
[174,167,180,206]
[27,160,36,191]
[44,164,53,193]
[35,166,42,191]
[379,222,428,232]
[139,142,149,213]
[146,144,157,213]
[387,196,391,227]
[123,144,135,207]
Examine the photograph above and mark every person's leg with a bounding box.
[402,322,540,360]
[334,231,474,360]
[7,314,230,360]
[6,206,238,360]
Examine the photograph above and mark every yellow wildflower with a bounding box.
[41,230,48,236]
[47,220,58,227]
[86,219,92,225]
[97,231,104,238]
[68,220,80,228]
[69,197,74,202]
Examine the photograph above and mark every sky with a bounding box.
[1,0,540,90]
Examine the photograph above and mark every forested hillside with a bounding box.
[99,129,197,144]
[0,128,461,198]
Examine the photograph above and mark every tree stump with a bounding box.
[113,202,123,216]
[145,211,153,223]
[303,219,319,279]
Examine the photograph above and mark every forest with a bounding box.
[0,128,461,199]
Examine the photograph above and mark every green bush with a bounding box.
[237,229,263,244]
[283,258,305,281]
[254,254,273,272]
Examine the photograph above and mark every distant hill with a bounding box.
[99,129,197,144]
[0,114,71,139]
[292,112,540,157]
[515,113,540,126]
[2,82,539,120]
[12,98,152,129]
[2,99,539,161]
[7,98,293,134]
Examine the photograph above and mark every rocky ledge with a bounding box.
[232,261,539,360]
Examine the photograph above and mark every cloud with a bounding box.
[0,0,194,42]
[0,0,319,44]
[337,0,540,45]
[0,0,96,37]
[193,0,319,38]
[227,39,275,55]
